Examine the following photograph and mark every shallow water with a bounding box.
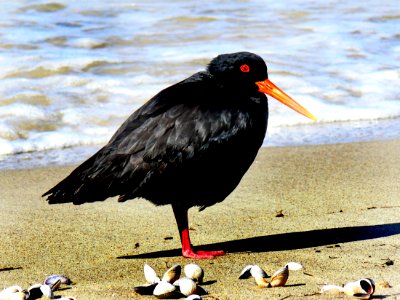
[0,0,399,169]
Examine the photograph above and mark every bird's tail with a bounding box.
[42,153,130,205]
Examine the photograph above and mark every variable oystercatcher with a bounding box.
[43,52,316,259]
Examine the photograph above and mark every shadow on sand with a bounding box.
[117,222,400,259]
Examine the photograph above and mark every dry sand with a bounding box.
[1,139,399,299]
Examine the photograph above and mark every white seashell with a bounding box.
[161,264,181,283]
[144,264,160,284]
[195,285,208,296]
[44,274,72,291]
[184,264,204,283]
[320,284,344,294]
[270,265,289,287]
[133,283,157,295]
[178,278,197,297]
[250,265,269,279]
[8,291,28,300]
[238,265,254,279]
[254,276,271,288]
[39,284,54,299]
[27,284,44,299]
[153,281,177,299]
[286,262,303,271]
[186,295,202,300]
[343,279,375,299]
[0,286,23,299]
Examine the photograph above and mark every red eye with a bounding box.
[240,64,250,73]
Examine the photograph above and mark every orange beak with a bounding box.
[256,79,317,121]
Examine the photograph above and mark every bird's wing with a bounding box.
[43,72,256,204]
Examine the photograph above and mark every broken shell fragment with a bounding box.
[161,264,181,283]
[153,281,177,299]
[270,265,289,287]
[178,278,197,296]
[133,283,157,296]
[144,264,161,284]
[184,264,204,283]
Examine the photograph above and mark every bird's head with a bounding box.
[208,52,316,121]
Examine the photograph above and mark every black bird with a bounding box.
[43,52,316,259]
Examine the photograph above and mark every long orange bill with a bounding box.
[256,79,317,121]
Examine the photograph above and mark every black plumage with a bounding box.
[43,52,314,258]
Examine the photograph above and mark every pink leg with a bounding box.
[172,205,225,259]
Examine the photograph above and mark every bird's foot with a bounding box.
[182,248,225,259]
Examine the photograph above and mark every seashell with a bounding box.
[178,278,197,296]
[133,283,157,295]
[27,284,44,299]
[8,291,28,300]
[186,295,202,300]
[254,276,271,288]
[343,278,375,299]
[250,265,269,279]
[184,264,204,283]
[195,285,208,296]
[238,265,254,279]
[153,281,177,299]
[144,264,160,284]
[0,286,23,298]
[39,284,54,299]
[270,265,289,287]
[161,264,181,283]
[44,274,72,290]
[286,262,303,271]
[320,284,345,295]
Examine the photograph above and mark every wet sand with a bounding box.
[1,140,399,299]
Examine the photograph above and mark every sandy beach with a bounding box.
[1,139,399,299]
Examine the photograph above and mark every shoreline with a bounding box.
[1,139,399,299]
[2,116,400,171]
